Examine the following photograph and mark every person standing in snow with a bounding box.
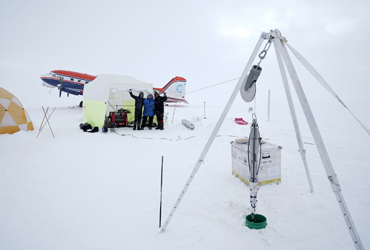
[141,93,155,130]
[129,89,144,130]
[154,91,167,130]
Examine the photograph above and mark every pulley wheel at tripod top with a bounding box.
[245,214,267,229]
[240,65,262,103]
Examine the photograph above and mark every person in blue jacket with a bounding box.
[129,89,144,130]
[141,93,155,130]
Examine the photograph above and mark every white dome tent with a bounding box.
[82,74,153,129]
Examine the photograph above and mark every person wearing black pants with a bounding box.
[129,89,144,130]
[154,91,167,130]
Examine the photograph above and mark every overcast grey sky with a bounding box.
[1,0,369,105]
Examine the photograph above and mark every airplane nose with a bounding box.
[40,73,56,88]
[40,73,51,79]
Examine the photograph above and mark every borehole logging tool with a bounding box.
[247,114,262,222]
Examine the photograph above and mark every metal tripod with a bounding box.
[160,29,364,250]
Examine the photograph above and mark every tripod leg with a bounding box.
[273,35,314,193]
[277,36,364,250]
[160,32,268,233]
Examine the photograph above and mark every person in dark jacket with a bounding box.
[154,91,167,130]
[129,89,144,130]
[141,94,155,130]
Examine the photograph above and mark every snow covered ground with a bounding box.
[1,87,369,250]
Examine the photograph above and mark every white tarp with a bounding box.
[82,74,154,128]
[83,74,153,103]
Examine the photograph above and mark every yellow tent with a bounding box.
[0,87,34,134]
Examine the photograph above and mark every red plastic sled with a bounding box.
[235,118,248,125]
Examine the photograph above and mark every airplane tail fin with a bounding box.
[154,76,187,103]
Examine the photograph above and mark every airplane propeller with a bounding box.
[58,77,64,97]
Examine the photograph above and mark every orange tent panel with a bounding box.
[0,125,20,134]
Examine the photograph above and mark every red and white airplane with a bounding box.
[40,70,188,104]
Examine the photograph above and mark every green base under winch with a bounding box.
[245,214,267,229]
